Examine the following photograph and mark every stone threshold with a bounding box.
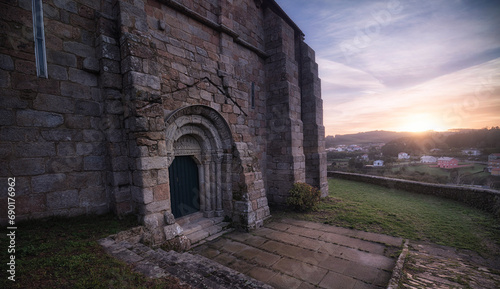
[176,212,234,247]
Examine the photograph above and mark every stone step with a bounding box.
[100,237,272,289]
[205,227,235,242]
[197,228,234,245]
[186,223,230,245]
[186,229,211,245]
[175,212,204,227]
[187,223,233,246]
[182,218,220,236]
[177,214,229,246]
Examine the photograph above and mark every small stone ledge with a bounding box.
[99,232,273,288]
[386,239,409,289]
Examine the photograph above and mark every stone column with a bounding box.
[222,153,233,216]
[203,155,213,217]
[209,158,216,218]
[215,154,223,216]
[198,158,206,212]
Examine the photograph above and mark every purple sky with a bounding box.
[275,0,500,135]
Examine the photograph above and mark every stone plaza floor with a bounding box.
[100,217,500,288]
[192,218,404,289]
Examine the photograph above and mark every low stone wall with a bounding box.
[328,171,500,218]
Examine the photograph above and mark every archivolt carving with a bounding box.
[174,135,202,156]
[165,105,234,218]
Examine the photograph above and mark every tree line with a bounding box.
[381,127,500,157]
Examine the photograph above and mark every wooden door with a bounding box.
[169,156,200,218]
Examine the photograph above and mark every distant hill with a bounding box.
[326,127,500,152]
[327,131,414,146]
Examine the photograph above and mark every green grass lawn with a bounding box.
[0,214,187,289]
[280,178,500,256]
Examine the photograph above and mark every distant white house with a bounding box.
[347,145,362,152]
[373,160,384,167]
[398,152,410,159]
[360,154,369,161]
[420,155,437,163]
[462,149,481,156]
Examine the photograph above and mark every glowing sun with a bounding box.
[399,114,446,132]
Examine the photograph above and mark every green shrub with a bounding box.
[286,182,321,212]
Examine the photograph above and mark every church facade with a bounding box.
[0,0,327,243]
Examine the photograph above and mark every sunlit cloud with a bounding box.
[318,58,386,102]
[276,0,500,135]
[325,59,500,134]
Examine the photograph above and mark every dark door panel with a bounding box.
[169,156,200,218]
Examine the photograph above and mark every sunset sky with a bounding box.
[275,0,500,135]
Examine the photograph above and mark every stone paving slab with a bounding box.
[279,218,404,247]
[193,218,402,288]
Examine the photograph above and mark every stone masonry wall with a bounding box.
[0,0,327,230]
[0,0,127,224]
[117,0,271,230]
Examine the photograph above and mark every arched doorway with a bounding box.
[165,105,233,219]
[169,156,200,218]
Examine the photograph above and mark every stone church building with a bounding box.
[0,0,327,244]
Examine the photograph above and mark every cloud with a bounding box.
[324,58,500,134]
[318,58,386,101]
[275,0,500,135]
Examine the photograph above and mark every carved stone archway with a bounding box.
[165,105,233,219]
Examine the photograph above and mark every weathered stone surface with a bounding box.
[0,70,10,87]
[34,94,74,113]
[48,64,68,80]
[15,142,56,157]
[128,71,161,90]
[162,235,191,252]
[83,155,107,171]
[17,110,64,127]
[31,173,67,193]
[164,212,175,225]
[0,53,14,70]
[9,158,46,176]
[163,223,183,240]
[69,68,98,86]
[83,57,100,72]
[143,213,163,230]
[46,189,79,209]
[47,50,77,67]
[136,157,168,170]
